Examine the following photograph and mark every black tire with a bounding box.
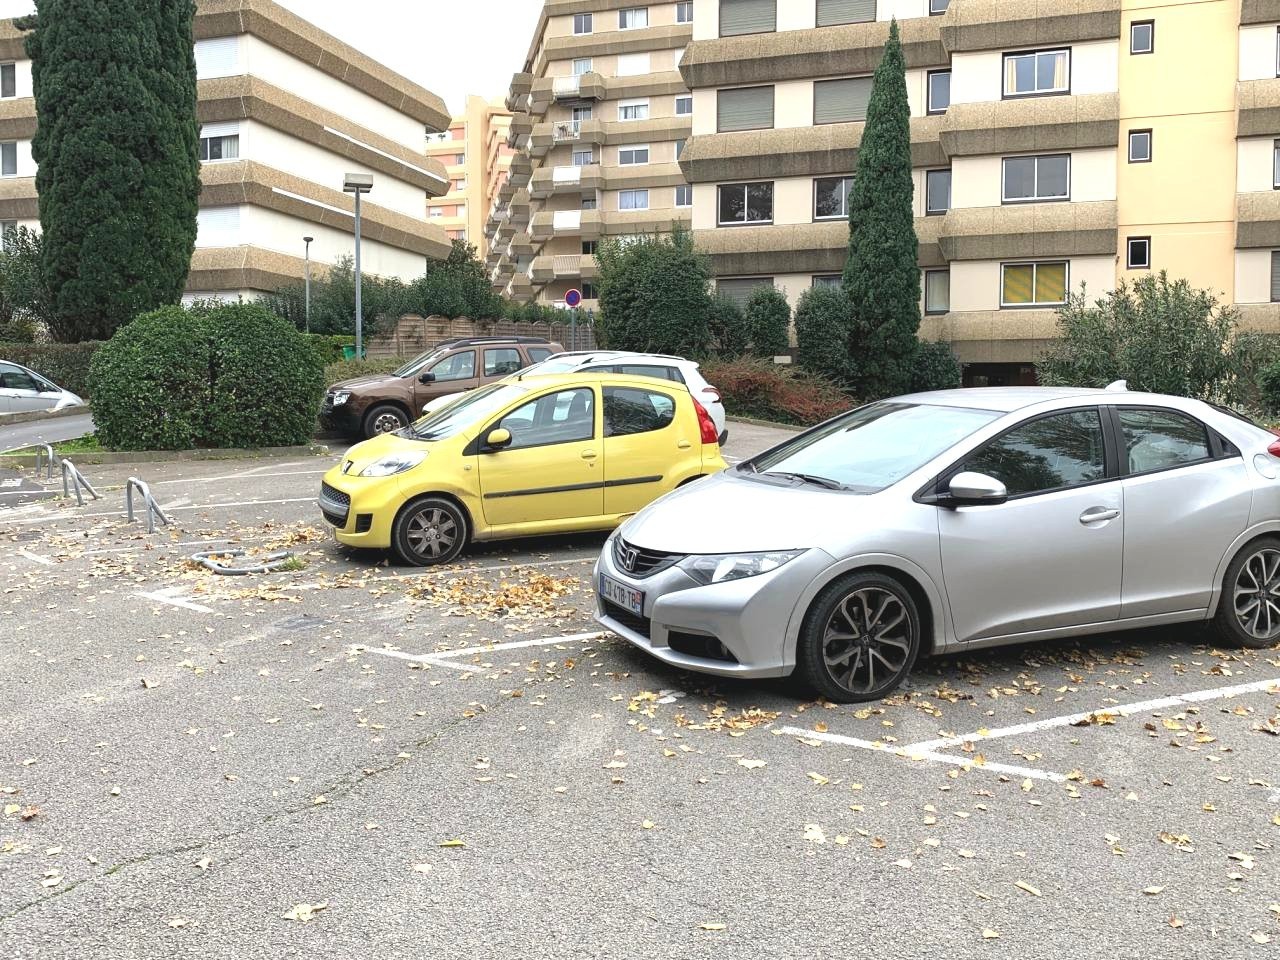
[363,404,409,439]
[794,572,921,703]
[391,497,468,567]
[1211,536,1280,650]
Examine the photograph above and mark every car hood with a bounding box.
[619,471,867,554]
[330,374,405,392]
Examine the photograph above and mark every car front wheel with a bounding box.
[391,497,468,567]
[364,404,408,438]
[795,572,921,703]
[1212,537,1280,649]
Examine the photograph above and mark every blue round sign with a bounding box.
[564,288,583,308]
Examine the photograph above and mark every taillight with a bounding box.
[702,386,721,402]
[693,399,718,445]
[1268,440,1280,459]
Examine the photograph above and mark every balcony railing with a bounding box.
[554,120,582,142]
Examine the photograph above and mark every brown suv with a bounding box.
[322,337,563,438]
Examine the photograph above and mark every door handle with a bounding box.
[1079,507,1120,524]
[677,439,691,449]
[581,450,597,460]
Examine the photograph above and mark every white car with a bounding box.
[0,360,84,414]
[422,350,730,444]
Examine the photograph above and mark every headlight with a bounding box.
[358,451,427,477]
[679,550,804,586]
[330,390,351,407]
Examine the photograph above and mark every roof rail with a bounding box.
[436,336,551,348]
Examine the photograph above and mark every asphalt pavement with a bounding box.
[1,424,1277,959]
[0,413,95,453]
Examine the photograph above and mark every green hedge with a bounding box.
[323,358,402,385]
[0,341,103,397]
[305,334,352,365]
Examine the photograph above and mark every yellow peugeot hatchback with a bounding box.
[319,372,727,566]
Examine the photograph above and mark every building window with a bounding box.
[618,99,650,121]
[677,1,693,24]
[574,12,593,34]
[619,188,649,210]
[676,138,686,159]
[1126,236,1151,270]
[675,184,693,207]
[924,270,950,314]
[582,282,599,300]
[454,153,466,165]
[199,133,239,162]
[571,105,593,122]
[619,7,648,29]
[813,176,852,221]
[573,58,593,76]
[675,95,693,116]
[572,149,595,166]
[0,141,16,177]
[1128,129,1152,163]
[1003,48,1070,98]
[1274,139,1279,189]
[582,197,598,210]
[929,0,949,13]
[1272,251,1280,303]
[1001,261,1068,307]
[582,240,598,255]
[813,76,873,124]
[616,53,651,76]
[926,70,950,114]
[1002,154,1070,203]
[716,276,774,307]
[0,63,14,99]
[428,207,444,218]
[717,85,774,132]
[1130,20,1154,55]
[619,145,649,165]
[718,182,773,226]
[816,0,875,27]
[720,0,776,37]
[812,275,842,288]
[925,169,951,215]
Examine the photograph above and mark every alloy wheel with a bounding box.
[1232,547,1280,641]
[821,587,913,696]
[372,411,404,435]
[405,506,459,561]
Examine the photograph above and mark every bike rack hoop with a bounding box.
[125,477,170,533]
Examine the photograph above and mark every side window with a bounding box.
[498,388,595,449]
[616,364,667,381]
[605,386,676,437]
[665,366,686,384]
[484,348,523,377]
[0,363,38,391]
[961,409,1106,497]
[430,351,476,382]
[527,348,553,363]
[1118,408,1211,474]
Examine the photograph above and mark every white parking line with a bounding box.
[153,466,328,486]
[5,497,316,526]
[135,587,215,614]
[18,549,53,566]
[905,675,1280,753]
[779,726,1069,783]
[359,630,607,672]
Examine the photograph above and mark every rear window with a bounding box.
[605,386,676,437]
[528,348,553,363]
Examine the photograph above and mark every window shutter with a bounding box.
[813,77,873,124]
[716,278,773,308]
[1272,251,1280,303]
[717,87,774,132]
[720,0,776,36]
[194,37,241,79]
[816,0,876,27]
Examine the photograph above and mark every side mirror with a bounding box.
[485,428,512,451]
[948,471,1008,505]
[418,372,436,384]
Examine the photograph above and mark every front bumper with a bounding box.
[320,396,362,434]
[319,468,405,549]
[593,539,834,679]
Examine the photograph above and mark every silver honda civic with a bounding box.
[594,385,1280,702]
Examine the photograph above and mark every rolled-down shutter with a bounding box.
[716,278,773,309]
[720,0,776,37]
[717,86,774,132]
[1272,251,1280,303]
[814,77,874,124]
[816,0,876,27]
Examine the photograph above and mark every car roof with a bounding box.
[896,386,1124,412]
[512,371,690,390]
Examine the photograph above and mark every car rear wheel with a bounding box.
[1212,537,1280,649]
[391,497,468,567]
[795,572,921,703]
[364,404,408,439]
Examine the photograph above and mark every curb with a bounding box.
[727,415,802,432]
[0,443,329,468]
[0,405,91,427]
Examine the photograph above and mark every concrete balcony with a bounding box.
[1238,303,1280,334]
[603,70,687,101]
[530,209,604,242]
[680,115,945,184]
[920,310,1059,364]
[530,163,605,198]
[511,154,533,178]
[541,23,692,65]
[506,71,532,112]
[509,189,532,227]
[938,0,1120,54]
[603,161,687,192]
[602,115,693,146]
[529,254,599,283]
[509,274,534,299]
[506,112,533,149]
[530,72,607,115]
[601,208,693,237]
[940,93,1119,159]
[509,233,536,257]
[530,119,607,158]
[938,200,1118,262]
[1237,191,1280,250]
[1241,0,1280,26]
[1238,78,1280,139]
[498,178,517,203]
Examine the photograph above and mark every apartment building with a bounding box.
[485,0,696,309]
[0,0,453,300]
[680,0,1280,384]
[425,95,515,255]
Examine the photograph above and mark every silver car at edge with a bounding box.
[594,385,1280,702]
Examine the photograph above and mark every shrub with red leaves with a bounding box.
[701,358,853,427]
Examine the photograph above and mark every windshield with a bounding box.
[744,401,1002,493]
[407,382,530,440]
[522,356,584,375]
[393,347,450,378]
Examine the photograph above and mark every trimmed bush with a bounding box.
[0,340,101,397]
[708,295,749,359]
[596,227,712,357]
[305,334,352,365]
[909,341,962,393]
[744,285,791,358]
[323,357,402,386]
[702,358,851,427]
[89,302,324,451]
[793,285,851,384]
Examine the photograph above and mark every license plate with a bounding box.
[600,574,644,616]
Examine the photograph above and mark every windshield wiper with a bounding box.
[761,471,844,490]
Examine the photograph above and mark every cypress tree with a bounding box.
[843,19,920,400]
[24,0,200,343]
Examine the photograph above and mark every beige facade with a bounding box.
[425,95,515,256]
[680,0,1280,380]
[0,0,452,300]
[484,0,695,308]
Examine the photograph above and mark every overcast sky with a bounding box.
[0,0,543,115]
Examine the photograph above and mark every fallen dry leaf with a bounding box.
[700,923,726,932]
[1143,886,1164,896]
[982,929,1000,940]
[737,759,766,770]
[282,901,329,923]
[1014,881,1041,897]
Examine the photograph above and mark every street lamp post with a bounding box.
[342,173,374,357]
[303,236,313,333]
